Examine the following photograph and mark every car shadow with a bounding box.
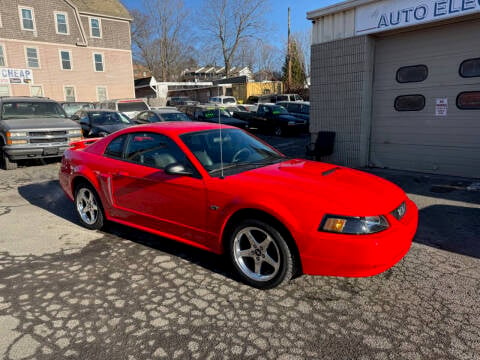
[17,180,234,281]
[416,204,480,259]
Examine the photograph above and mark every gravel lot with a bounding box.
[0,136,479,360]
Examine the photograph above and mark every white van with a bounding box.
[97,98,150,118]
[208,96,237,105]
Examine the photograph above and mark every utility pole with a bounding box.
[287,7,291,93]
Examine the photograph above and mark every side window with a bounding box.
[147,112,158,122]
[394,95,425,111]
[104,134,127,158]
[459,58,480,78]
[456,92,480,110]
[396,65,428,83]
[124,132,188,170]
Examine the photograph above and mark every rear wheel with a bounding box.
[74,183,104,230]
[1,150,17,170]
[228,219,293,289]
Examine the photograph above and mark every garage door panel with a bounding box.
[370,19,480,177]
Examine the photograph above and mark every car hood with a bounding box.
[227,160,406,216]
[93,123,131,134]
[1,118,80,131]
[277,114,305,123]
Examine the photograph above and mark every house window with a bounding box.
[64,86,76,102]
[60,50,72,70]
[93,53,104,72]
[90,17,101,38]
[0,45,6,67]
[30,85,43,97]
[0,85,10,97]
[20,7,35,31]
[26,47,39,68]
[459,58,480,78]
[55,12,69,35]
[396,65,428,83]
[457,92,480,110]
[394,95,425,111]
[97,86,107,101]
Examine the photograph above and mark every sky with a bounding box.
[122,0,342,42]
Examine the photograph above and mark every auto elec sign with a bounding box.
[356,0,480,35]
[0,68,34,84]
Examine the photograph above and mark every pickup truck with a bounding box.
[233,103,306,136]
[0,97,82,170]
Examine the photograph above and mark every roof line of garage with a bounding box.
[307,0,377,20]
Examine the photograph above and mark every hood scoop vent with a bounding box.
[322,167,341,176]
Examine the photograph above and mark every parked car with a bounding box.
[59,122,418,289]
[194,106,248,129]
[245,95,259,104]
[208,96,237,105]
[166,96,198,107]
[277,101,310,129]
[234,103,306,136]
[71,109,134,137]
[97,98,150,118]
[258,94,303,104]
[0,97,82,170]
[60,102,96,117]
[134,109,191,124]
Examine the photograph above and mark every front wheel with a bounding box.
[1,150,17,170]
[75,183,104,230]
[228,219,294,289]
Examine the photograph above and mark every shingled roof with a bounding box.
[70,0,131,20]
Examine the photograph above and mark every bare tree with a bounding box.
[199,0,269,78]
[129,0,193,81]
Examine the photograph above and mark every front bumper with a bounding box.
[4,144,70,160]
[300,199,418,277]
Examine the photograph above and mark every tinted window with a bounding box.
[160,112,190,121]
[394,95,425,111]
[124,132,187,169]
[459,58,480,78]
[396,65,428,83]
[118,102,149,112]
[104,134,126,158]
[457,92,480,110]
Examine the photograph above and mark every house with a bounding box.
[0,0,134,102]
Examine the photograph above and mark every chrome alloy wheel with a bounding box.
[233,226,281,282]
[76,188,99,225]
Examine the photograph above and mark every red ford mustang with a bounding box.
[59,122,418,289]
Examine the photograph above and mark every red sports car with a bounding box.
[59,122,418,289]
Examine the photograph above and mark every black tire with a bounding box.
[227,219,294,289]
[273,126,283,137]
[74,182,105,230]
[1,150,17,170]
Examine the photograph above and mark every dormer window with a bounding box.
[90,17,101,38]
[19,6,36,32]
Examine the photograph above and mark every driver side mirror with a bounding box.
[164,163,193,176]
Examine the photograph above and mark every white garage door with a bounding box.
[370,19,480,178]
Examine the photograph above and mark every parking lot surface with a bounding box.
[1,135,479,360]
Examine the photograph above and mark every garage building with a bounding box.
[308,0,480,178]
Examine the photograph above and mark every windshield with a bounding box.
[62,103,95,117]
[118,102,149,112]
[180,129,284,176]
[270,105,288,115]
[160,112,191,121]
[89,112,132,125]
[1,101,67,119]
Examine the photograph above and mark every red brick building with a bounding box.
[0,0,134,102]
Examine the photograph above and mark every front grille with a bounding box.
[30,138,68,144]
[391,202,407,221]
[29,131,67,137]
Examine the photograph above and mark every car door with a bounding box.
[104,131,212,248]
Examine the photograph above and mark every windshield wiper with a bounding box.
[209,156,285,174]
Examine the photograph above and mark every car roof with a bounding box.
[0,96,57,103]
[151,109,182,114]
[277,101,310,105]
[82,109,119,113]
[114,121,236,136]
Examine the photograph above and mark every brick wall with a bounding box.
[310,35,375,168]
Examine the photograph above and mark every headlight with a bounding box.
[69,137,82,142]
[68,129,82,135]
[320,215,389,234]
[288,121,296,126]
[7,131,27,137]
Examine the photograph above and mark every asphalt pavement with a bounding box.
[0,136,479,360]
